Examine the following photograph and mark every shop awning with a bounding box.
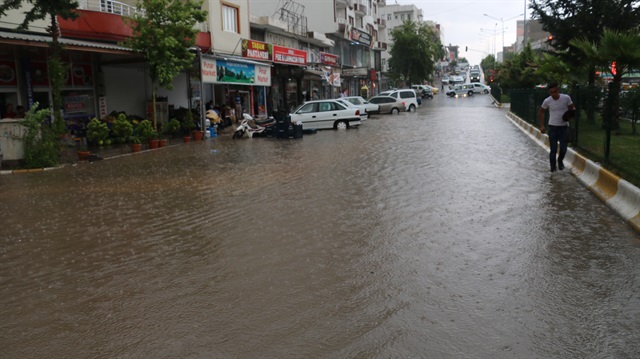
[0,30,134,54]
[206,54,273,67]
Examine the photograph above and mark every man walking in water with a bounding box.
[538,83,576,172]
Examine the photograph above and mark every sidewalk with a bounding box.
[506,110,640,233]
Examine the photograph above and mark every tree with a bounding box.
[0,0,79,134]
[571,29,640,129]
[480,54,496,71]
[388,21,443,86]
[530,0,640,85]
[534,53,572,86]
[620,87,640,134]
[571,28,640,161]
[496,44,545,91]
[122,0,206,129]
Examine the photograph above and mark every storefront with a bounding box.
[239,39,308,115]
[198,54,271,120]
[0,43,99,137]
[304,52,341,100]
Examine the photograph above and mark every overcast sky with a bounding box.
[394,0,532,65]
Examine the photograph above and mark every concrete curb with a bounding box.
[506,112,640,233]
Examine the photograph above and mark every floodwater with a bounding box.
[1,94,639,358]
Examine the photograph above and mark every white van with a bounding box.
[446,84,475,97]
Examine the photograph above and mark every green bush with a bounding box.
[111,113,133,142]
[135,119,157,142]
[21,103,60,169]
[86,118,110,145]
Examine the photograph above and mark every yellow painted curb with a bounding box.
[506,112,640,234]
[593,168,620,201]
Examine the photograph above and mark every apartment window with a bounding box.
[401,14,405,21]
[408,14,411,21]
[387,14,391,21]
[222,4,239,33]
[349,16,354,25]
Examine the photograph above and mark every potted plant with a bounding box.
[158,121,169,147]
[77,143,90,161]
[167,118,181,141]
[180,111,196,143]
[135,119,156,148]
[130,136,142,153]
[86,117,110,146]
[111,113,134,145]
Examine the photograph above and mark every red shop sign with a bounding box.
[320,52,338,66]
[273,45,307,66]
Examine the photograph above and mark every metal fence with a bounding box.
[510,86,640,187]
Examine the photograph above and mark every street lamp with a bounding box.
[483,13,523,59]
[479,26,497,59]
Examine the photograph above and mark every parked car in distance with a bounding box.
[411,85,434,99]
[335,98,368,121]
[367,95,406,114]
[450,75,465,85]
[446,83,475,97]
[342,96,380,115]
[426,84,439,95]
[442,75,450,84]
[379,89,419,112]
[290,100,361,130]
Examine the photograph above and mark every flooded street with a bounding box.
[1,94,639,358]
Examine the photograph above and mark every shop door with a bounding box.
[238,90,250,115]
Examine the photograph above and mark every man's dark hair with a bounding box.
[547,83,559,90]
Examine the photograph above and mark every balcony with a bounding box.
[76,0,142,16]
[59,0,211,50]
[336,0,352,9]
[353,3,366,16]
[372,41,387,51]
[378,0,386,6]
[376,17,386,28]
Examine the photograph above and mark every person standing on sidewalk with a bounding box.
[538,83,576,172]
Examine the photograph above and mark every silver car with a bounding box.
[342,96,380,115]
[290,100,362,130]
[367,95,406,114]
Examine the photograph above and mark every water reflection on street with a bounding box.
[1,94,639,358]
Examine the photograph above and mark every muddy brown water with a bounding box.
[1,95,639,358]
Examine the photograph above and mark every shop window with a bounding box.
[222,4,239,33]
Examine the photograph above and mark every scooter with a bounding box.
[232,113,277,139]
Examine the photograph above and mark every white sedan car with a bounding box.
[335,98,368,121]
[342,96,380,115]
[290,100,362,130]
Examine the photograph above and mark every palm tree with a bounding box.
[571,28,640,160]
[571,29,640,128]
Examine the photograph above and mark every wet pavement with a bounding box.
[1,93,639,358]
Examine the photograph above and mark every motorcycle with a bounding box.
[232,113,277,139]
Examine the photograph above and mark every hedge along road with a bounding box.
[1,93,639,358]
